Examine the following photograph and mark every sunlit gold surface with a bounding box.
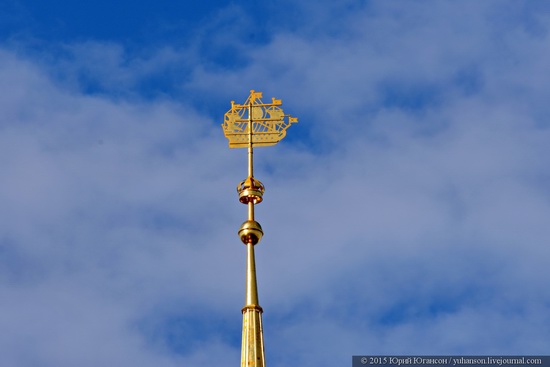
[241,302,265,367]
[222,89,298,148]
[223,90,296,367]
[238,220,263,246]
[238,177,265,205]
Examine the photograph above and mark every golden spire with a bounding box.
[222,90,297,367]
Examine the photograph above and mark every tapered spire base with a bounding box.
[240,238,265,367]
[241,306,266,367]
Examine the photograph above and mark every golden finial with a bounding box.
[222,90,297,367]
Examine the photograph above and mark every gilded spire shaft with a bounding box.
[248,100,254,178]
[241,241,265,367]
[245,240,260,307]
[241,99,265,367]
[222,90,297,367]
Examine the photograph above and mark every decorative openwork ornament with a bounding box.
[222,90,298,148]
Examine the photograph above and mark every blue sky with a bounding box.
[1,1,550,366]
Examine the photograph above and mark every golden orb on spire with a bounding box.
[238,220,264,245]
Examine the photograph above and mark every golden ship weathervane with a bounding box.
[222,90,297,367]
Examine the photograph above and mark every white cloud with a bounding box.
[1,1,550,366]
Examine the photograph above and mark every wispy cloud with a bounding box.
[0,1,549,366]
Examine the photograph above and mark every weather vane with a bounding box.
[222,90,297,367]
